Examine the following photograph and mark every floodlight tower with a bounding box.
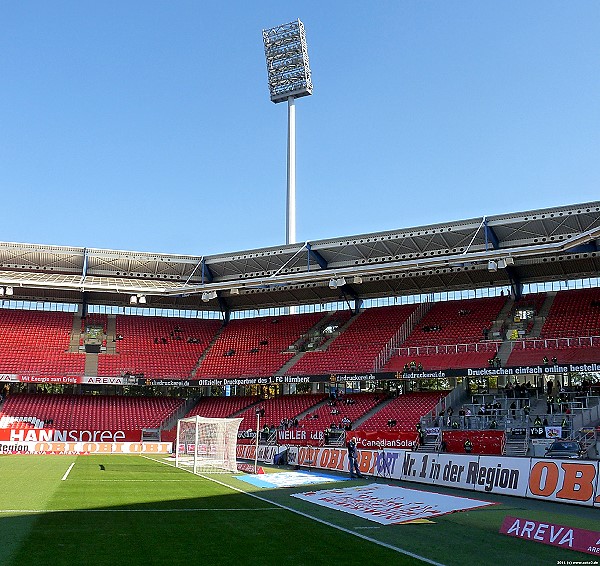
[263,19,313,245]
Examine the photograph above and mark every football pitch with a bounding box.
[0,455,597,566]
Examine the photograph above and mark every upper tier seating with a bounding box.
[98,316,220,378]
[507,288,600,366]
[540,288,600,339]
[357,391,447,432]
[385,297,506,371]
[288,305,419,375]
[195,313,325,378]
[0,309,85,376]
[0,393,183,430]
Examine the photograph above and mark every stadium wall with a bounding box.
[238,444,600,508]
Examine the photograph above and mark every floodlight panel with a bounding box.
[263,19,313,103]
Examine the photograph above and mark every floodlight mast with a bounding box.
[263,19,313,245]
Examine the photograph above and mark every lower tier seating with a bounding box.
[0,393,184,430]
[357,392,447,431]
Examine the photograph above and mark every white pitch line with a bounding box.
[61,462,75,481]
[0,508,281,514]
[142,455,446,566]
[71,479,202,483]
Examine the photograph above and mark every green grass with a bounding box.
[0,455,597,566]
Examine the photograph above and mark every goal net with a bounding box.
[175,416,243,474]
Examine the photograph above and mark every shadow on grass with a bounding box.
[0,457,597,566]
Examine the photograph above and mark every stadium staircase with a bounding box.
[274,312,341,375]
[373,301,431,371]
[504,431,529,457]
[416,433,440,453]
[85,353,99,377]
[349,396,395,429]
[160,396,201,439]
[195,313,324,378]
[527,293,556,338]
[311,311,356,351]
[487,297,514,339]
[572,427,598,457]
[277,352,307,376]
[506,288,600,366]
[288,306,419,376]
[105,315,117,354]
[383,297,506,371]
[69,314,82,353]
[190,324,226,378]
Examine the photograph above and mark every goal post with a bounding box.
[175,415,243,474]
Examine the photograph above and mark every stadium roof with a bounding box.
[1,200,599,313]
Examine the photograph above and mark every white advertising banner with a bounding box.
[292,483,495,525]
[472,455,530,497]
[401,452,477,490]
[248,446,600,508]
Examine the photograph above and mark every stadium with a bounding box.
[2,5,600,566]
[1,199,599,565]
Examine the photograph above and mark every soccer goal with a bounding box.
[175,416,243,474]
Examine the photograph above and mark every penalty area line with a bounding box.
[142,455,446,566]
[61,462,75,481]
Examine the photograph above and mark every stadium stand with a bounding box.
[185,396,258,419]
[0,310,85,376]
[0,202,598,463]
[298,392,384,432]
[384,297,506,371]
[195,313,325,378]
[98,315,220,378]
[287,305,419,375]
[0,393,184,431]
[235,393,327,431]
[357,391,447,432]
[507,288,600,365]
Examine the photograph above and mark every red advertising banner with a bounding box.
[500,516,600,556]
[347,430,419,450]
[442,430,505,455]
[0,441,171,455]
[0,428,142,442]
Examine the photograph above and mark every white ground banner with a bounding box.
[291,483,495,525]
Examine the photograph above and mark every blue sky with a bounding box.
[1,1,598,256]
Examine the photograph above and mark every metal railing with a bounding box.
[394,340,501,358]
[508,335,600,350]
